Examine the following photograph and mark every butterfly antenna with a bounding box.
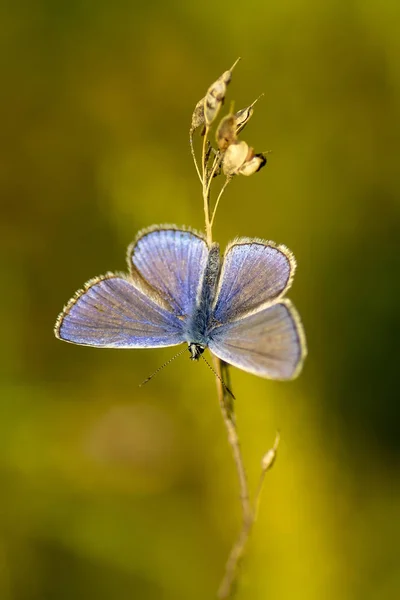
[139,346,187,387]
[201,355,236,400]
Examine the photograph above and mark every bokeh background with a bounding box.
[1,1,400,598]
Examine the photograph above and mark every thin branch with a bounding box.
[211,177,232,228]
[253,431,280,519]
[205,152,223,201]
[202,126,212,245]
[201,127,252,598]
[212,356,251,522]
[212,355,251,600]
[201,132,250,524]
[217,513,253,600]
[217,429,280,599]
[197,111,279,600]
[189,130,203,184]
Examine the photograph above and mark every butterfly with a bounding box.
[54,225,307,380]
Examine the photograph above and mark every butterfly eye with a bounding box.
[188,343,205,361]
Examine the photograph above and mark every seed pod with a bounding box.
[216,113,237,151]
[222,140,251,176]
[204,57,241,127]
[239,153,267,176]
[190,97,205,133]
[204,81,224,126]
[235,93,264,134]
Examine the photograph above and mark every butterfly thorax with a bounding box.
[184,244,220,350]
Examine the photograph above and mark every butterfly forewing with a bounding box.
[128,226,209,318]
[209,300,306,380]
[55,275,185,348]
[213,239,295,323]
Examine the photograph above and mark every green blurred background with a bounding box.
[1,0,400,598]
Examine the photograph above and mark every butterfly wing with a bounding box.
[209,300,306,380]
[213,238,295,322]
[55,274,185,348]
[128,226,209,318]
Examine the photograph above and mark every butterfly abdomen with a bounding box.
[184,243,220,347]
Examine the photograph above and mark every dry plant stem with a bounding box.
[217,514,254,599]
[212,357,251,522]
[194,75,281,600]
[217,429,280,599]
[213,355,253,600]
[205,152,223,202]
[201,135,244,505]
[211,177,231,228]
[201,125,252,599]
[190,131,203,184]
[202,126,212,244]
[254,431,280,519]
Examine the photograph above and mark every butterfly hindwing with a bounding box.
[55,274,185,348]
[209,300,306,380]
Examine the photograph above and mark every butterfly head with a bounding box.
[188,343,205,361]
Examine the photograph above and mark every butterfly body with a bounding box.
[183,243,220,349]
[55,225,307,380]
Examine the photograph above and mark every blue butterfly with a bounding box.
[54,225,307,380]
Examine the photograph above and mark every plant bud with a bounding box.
[235,93,264,134]
[190,97,205,133]
[216,114,237,151]
[204,82,225,126]
[239,153,267,176]
[261,447,276,471]
[204,57,241,127]
[222,140,250,176]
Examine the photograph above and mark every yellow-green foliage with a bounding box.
[1,1,399,599]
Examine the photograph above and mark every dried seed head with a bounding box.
[204,57,241,127]
[218,56,241,86]
[235,93,264,134]
[216,114,237,151]
[223,142,267,177]
[239,153,267,176]
[234,106,253,133]
[222,140,251,176]
[190,97,205,133]
[204,81,225,126]
[261,431,280,471]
